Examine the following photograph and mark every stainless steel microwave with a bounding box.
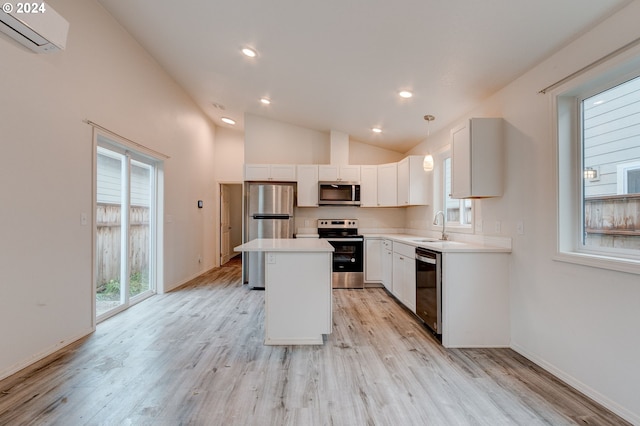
[318,182,361,206]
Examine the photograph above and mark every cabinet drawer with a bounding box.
[392,242,415,258]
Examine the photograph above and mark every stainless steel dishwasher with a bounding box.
[415,247,442,339]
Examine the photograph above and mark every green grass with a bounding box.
[96,271,149,301]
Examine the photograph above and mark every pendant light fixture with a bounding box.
[423,114,435,171]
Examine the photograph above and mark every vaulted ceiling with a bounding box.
[98,0,630,152]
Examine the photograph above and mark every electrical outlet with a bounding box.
[475,220,483,232]
[198,255,202,263]
[267,253,276,264]
[80,212,87,226]
[494,220,501,233]
[516,220,524,235]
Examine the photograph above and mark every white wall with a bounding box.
[245,114,330,164]
[350,140,405,164]
[407,2,640,422]
[0,0,217,380]
[245,114,405,166]
[214,126,245,183]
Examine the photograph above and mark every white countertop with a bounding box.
[234,238,334,252]
[364,233,512,253]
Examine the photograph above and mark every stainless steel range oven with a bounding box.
[317,219,364,289]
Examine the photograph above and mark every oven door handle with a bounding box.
[323,238,363,242]
[416,254,436,264]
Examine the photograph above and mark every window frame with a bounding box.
[554,50,640,275]
[432,148,474,235]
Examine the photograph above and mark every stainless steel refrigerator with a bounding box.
[243,182,295,288]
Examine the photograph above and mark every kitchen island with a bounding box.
[234,238,334,345]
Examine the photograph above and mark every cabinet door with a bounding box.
[360,165,378,207]
[403,256,416,313]
[318,165,339,181]
[296,165,318,207]
[406,155,431,206]
[451,123,471,198]
[397,157,410,205]
[269,164,297,181]
[451,118,503,198]
[244,164,271,181]
[364,238,382,282]
[318,165,360,181]
[382,245,393,292]
[377,163,397,206]
[392,252,404,301]
[339,165,360,182]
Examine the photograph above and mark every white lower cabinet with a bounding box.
[441,252,510,348]
[364,238,382,283]
[391,242,416,313]
[381,240,392,292]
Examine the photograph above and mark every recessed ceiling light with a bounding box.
[398,90,413,99]
[241,47,257,58]
[221,117,236,125]
[260,97,271,105]
[372,127,382,133]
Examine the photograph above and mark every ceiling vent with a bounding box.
[0,2,69,53]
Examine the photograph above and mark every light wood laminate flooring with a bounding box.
[0,258,629,425]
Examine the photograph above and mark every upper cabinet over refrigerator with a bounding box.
[451,117,504,199]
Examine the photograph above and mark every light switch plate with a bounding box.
[494,220,501,233]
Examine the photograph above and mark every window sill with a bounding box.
[554,251,640,275]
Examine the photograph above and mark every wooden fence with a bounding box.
[584,194,640,250]
[96,204,149,287]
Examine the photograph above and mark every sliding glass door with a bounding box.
[95,136,157,320]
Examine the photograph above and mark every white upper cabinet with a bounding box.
[360,165,378,207]
[397,155,431,206]
[377,163,397,207]
[451,118,503,198]
[318,165,360,182]
[244,164,297,182]
[296,165,319,207]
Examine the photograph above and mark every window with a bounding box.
[435,155,472,235]
[557,61,640,273]
[581,75,640,257]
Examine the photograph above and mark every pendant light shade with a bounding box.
[423,154,434,171]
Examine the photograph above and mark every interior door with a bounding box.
[220,184,232,265]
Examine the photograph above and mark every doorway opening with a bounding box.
[219,183,243,266]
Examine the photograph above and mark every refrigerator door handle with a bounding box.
[252,214,291,220]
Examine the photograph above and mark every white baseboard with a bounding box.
[0,327,94,382]
[511,343,639,425]
[165,267,216,293]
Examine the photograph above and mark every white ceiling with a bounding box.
[98,0,629,153]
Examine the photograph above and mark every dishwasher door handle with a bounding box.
[416,254,436,264]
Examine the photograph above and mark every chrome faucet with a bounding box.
[433,210,447,240]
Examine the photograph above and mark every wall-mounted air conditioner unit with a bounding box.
[0,2,69,53]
